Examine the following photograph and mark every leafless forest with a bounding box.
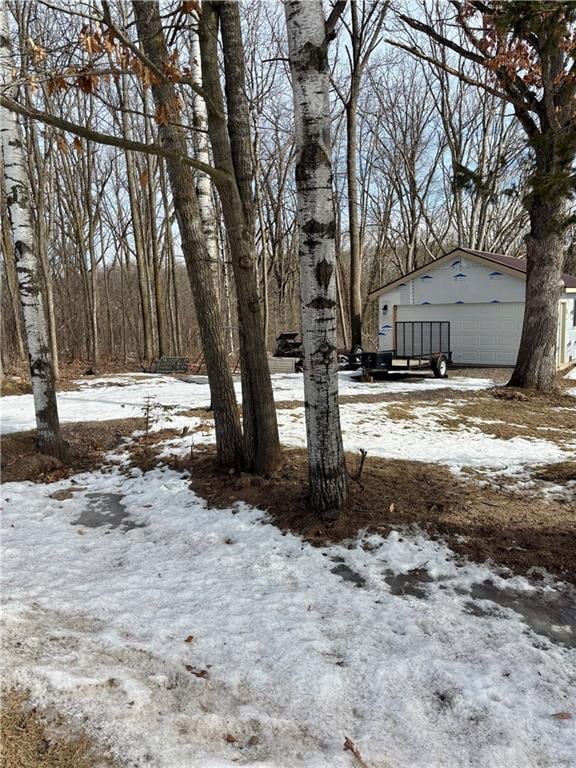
[2,0,543,372]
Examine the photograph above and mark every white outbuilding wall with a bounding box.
[559,294,576,366]
[375,250,573,367]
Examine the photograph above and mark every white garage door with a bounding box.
[396,302,524,365]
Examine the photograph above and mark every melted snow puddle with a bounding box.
[329,557,575,648]
[464,581,575,648]
[377,566,575,648]
[72,492,145,533]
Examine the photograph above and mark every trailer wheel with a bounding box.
[432,355,448,379]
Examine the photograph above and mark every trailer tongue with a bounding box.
[361,321,452,378]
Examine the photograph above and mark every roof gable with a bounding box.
[368,247,576,299]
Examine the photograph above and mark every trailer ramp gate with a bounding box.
[395,321,450,358]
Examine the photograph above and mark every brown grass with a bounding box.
[165,446,576,582]
[1,690,115,768]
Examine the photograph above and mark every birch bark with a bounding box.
[285,0,348,514]
[189,15,220,291]
[0,7,65,456]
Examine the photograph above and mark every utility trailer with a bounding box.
[361,321,451,378]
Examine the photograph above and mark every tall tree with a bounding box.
[335,0,388,349]
[187,13,221,299]
[397,0,576,392]
[285,0,348,515]
[199,1,281,474]
[0,6,65,457]
[131,0,243,469]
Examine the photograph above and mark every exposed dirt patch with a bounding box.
[175,407,215,420]
[436,389,575,444]
[1,689,116,767]
[123,428,183,472]
[168,446,576,583]
[385,404,418,421]
[1,375,33,396]
[534,461,576,485]
[1,419,143,484]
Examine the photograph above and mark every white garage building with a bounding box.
[369,247,576,367]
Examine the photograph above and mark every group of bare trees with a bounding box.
[1,1,535,371]
[2,0,575,512]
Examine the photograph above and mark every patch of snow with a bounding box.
[274,403,572,472]
[0,372,495,435]
[2,467,575,768]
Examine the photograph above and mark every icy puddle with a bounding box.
[72,492,145,532]
[346,563,576,647]
[465,580,576,648]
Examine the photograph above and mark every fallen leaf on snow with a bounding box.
[551,712,572,720]
[185,665,209,678]
[184,635,194,643]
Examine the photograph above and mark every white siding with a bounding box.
[377,288,401,351]
[559,295,576,366]
[375,252,574,368]
[396,302,524,365]
[409,254,525,305]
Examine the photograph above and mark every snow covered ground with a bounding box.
[0,370,494,435]
[2,371,575,767]
[277,402,571,473]
[2,466,575,768]
[3,370,572,477]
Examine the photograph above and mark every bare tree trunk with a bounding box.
[159,160,182,355]
[200,1,281,474]
[26,116,61,378]
[347,86,362,350]
[508,193,564,392]
[343,1,387,349]
[285,0,348,515]
[142,90,166,358]
[133,0,243,468]
[335,263,349,351]
[253,132,270,349]
[1,8,65,456]
[117,76,155,362]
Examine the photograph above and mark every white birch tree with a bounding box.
[285,0,348,515]
[189,12,220,290]
[0,6,65,457]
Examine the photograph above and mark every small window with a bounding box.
[573,299,576,327]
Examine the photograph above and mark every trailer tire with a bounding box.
[432,355,448,379]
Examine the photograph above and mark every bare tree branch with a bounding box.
[0,94,231,182]
[326,0,348,39]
